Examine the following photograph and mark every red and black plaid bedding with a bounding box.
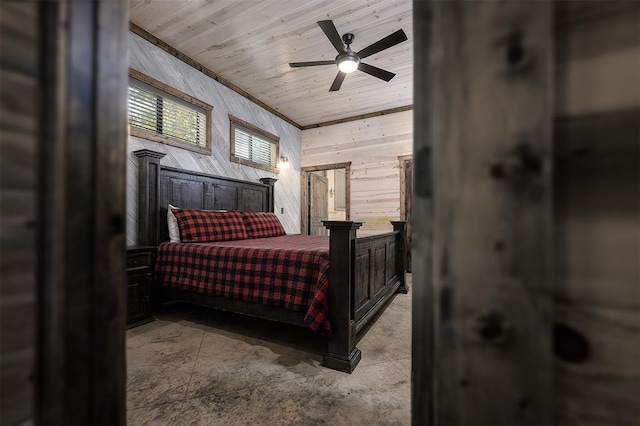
[155,235,331,333]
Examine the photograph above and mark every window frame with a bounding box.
[128,68,213,155]
[229,115,280,173]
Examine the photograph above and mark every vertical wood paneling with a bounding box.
[302,110,412,236]
[414,1,553,424]
[127,32,302,243]
[0,3,38,424]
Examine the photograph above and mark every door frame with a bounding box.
[399,155,413,222]
[300,162,351,235]
[399,155,412,272]
[38,1,129,424]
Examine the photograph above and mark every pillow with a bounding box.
[242,211,286,239]
[172,209,247,242]
[167,204,181,242]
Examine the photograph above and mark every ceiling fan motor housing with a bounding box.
[342,32,355,46]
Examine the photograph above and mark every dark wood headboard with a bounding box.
[134,149,276,246]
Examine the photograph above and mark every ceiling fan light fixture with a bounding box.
[289,20,407,91]
[336,51,360,73]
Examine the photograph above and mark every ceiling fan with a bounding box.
[289,20,408,92]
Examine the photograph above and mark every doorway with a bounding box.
[301,162,351,235]
[308,171,329,235]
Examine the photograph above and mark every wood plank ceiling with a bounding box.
[129,0,413,128]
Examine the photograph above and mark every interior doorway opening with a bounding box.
[301,162,351,235]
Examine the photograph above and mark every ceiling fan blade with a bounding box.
[358,62,396,82]
[289,60,335,68]
[317,20,346,53]
[329,71,346,91]
[357,29,408,59]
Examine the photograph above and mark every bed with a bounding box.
[134,149,408,373]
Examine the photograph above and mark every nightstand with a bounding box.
[127,246,156,327]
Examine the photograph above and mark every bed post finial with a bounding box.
[134,149,166,246]
[259,177,277,212]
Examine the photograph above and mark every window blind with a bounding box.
[128,80,207,147]
[234,127,277,167]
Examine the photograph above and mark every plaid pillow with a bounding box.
[172,209,247,242]
[242,211,287,239]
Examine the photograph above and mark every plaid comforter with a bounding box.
[155,235,331,333]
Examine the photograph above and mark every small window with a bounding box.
[229,115,280,173]
[128,69,212,155]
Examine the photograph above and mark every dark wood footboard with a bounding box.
[322,220,407,373]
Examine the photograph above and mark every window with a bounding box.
[229,115,280,173]
[128,69,212,155]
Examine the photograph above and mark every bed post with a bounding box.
[134,149,166,246]
[259,177,277,212]
[391,221,409,293]
[322,220,363,373]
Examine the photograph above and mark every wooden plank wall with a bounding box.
[127,32,302,243]
[0,3,38,424]
[554,4,640,424]
[302,110,412,236]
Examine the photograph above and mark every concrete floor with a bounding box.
[127,276,411,425]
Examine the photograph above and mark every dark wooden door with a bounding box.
[308,172,328,236]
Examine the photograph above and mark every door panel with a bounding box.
[309,173,328,236]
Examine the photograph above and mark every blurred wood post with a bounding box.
[38,1,129,424]
[412,1,553,424]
